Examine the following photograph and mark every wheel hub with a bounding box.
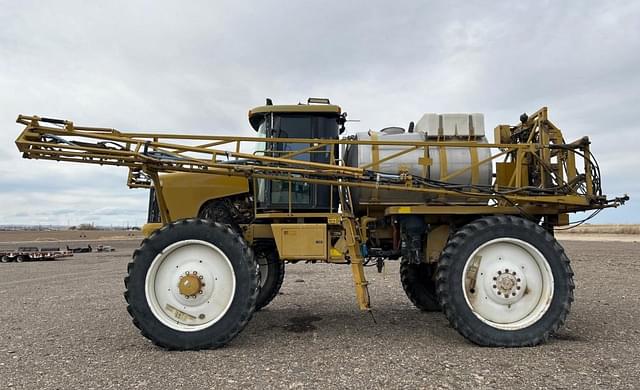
[178,271,204,298]
[487,266,526,303]
[497,274,515,291]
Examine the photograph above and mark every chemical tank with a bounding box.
[344,113,493,208]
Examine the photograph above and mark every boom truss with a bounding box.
[15,108,624,220]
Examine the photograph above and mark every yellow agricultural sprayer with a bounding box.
[15,98,627,349]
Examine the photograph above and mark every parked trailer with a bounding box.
[1,247,73,263]
[67,244,92,253]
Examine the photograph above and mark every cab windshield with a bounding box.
[254,112,339,211]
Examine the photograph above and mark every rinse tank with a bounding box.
[344,113,493,208]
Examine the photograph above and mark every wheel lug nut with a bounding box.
[516,278,521,282]
[498,271,502,275]
[512,271,516,276]
[493,277,497,281]
[505,268,509,273]
[512,292,516,296]
[493,285,497,289]
[516,286,521,290]
[497,291,502,295]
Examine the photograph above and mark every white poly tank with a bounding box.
[344,113,493,208]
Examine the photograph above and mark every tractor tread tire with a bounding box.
[254,244,285,311]
[400,260,440,312]
[436,215,574,347]
[124,218,258,350]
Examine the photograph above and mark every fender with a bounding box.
[160,172,249,220]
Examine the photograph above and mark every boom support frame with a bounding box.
[15,109,619,214]
[14,110,627,311]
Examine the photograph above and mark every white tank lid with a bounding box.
[379,126,405,135]
[415,113,485,137]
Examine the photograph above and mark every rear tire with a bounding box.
[400,260,440,312]
[436,216,573,347]
[124,219,258,350]
[254,244,285,310]
[15,255,26,263]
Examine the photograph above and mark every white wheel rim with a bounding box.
[462,238,554,330]
[145,239,236,332]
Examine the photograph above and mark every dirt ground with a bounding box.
[554,233,640,242]
[0,233,639,389]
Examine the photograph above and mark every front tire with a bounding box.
[436,216,573,347]
[124,219,258,350]
[1,255,10,263]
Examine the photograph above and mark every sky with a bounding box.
[0,1,638,226]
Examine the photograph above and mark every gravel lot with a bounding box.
[1,237,639,389]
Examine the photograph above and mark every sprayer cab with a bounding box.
[248,98,344,211]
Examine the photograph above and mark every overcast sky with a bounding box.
[0,1,638,226]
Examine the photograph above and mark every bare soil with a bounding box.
[0,232,638,389]
[558,224,640,235]
[554,232,640,242]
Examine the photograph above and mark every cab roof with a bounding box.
[248,101,341,131]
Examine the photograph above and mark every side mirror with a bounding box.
[338,112,347,134]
